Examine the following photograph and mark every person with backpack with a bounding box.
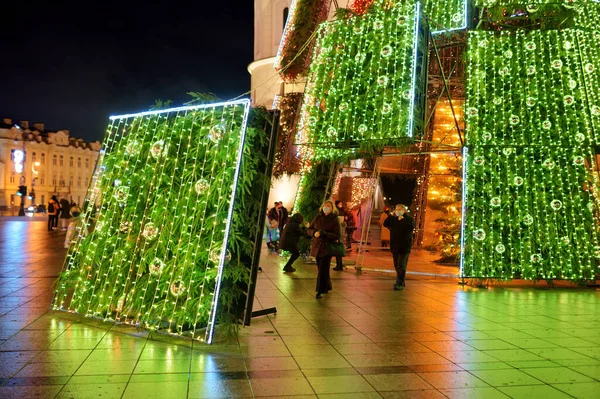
[47,196,60,231]
[280,213,309,272]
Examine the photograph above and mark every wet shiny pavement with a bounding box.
[0,220,599,398]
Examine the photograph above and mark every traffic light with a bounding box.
[17,186,27,197]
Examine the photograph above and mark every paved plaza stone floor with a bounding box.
[0,220,599,398]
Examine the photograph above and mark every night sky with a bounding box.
[0,0,254,143]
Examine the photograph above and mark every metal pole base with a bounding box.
[251,307,277,320]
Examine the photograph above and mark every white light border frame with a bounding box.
[430,0,468,35]
[110,98,252,345]
[206,99,251,344]
[459,146,468,277]
[408,1,422,138]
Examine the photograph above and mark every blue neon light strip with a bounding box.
[407,2,421,138]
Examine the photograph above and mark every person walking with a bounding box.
[384,204,415,290]
[279,201,289,230]
[280,213,309,272]
[59,198,71,230]
[379,206,391,248]
[333,201,346,270]
[47,196,60,231]
[64,203,82,248]
[345,206,356,251]
[308,200,342,298]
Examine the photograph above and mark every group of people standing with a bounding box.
[266,198,414,298]
[47,196,82,248]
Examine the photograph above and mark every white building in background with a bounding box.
[249,0,351,209]
[0,118,101,213]
[249,0,294,109]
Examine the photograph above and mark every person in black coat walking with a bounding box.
[383,204,415,290]
[308,200,341,298]
[280,213,309,272]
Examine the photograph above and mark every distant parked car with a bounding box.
[25,204,46,214]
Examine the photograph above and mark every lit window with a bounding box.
[283,7,289,31]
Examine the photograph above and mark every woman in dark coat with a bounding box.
[280,213,309,273]
[308,200,341,298]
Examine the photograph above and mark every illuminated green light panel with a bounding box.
[462,146,600,280]
[296,1,419,161]
[475,1,600,31]
[462,31,600,281]
[466,30,600,147]
[53,100,251,343]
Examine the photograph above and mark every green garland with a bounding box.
[276,0,331,82]
[273,93,303,177]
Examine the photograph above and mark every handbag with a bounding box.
[325,241,346,257]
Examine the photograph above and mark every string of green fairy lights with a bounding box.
[463,29,600,281]
[53,100,250,343]
[424,0,467,32]
[292,0,422,211]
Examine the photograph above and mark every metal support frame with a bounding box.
[355,156,383,272]
[243,111,281,326]
[430,31,464,147]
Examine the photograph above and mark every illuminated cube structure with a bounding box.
[296,0,427,162]
[53,100,251,343]
[461,4,600,281]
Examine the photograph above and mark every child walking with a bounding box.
[280,213,309,272]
